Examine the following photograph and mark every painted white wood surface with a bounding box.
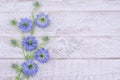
[0,0,120,12]
[1,11,120,58]
[1,59,120,80]
[1,36,120,58]
[0,0,120,80]
[1,12,120,36]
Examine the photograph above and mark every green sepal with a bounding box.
[42,36,50,42]
[10,39,19,47]
[25,53,29,60]
[29,53,34,59]
[38,36,50,48]
[10,19,17,26]
[25,53,34,60]
[12,63,22,73]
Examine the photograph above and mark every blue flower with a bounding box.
[34,48,50,63]
[22,60,38,76]
[22,36,38,51]
[18,18,32,32]
[35,13,50,28]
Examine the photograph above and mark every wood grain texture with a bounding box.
[0,0,120,12]
[1,12,120,36]
[0,0,120,80]
[0,36,120,58]
[1,59,120,80]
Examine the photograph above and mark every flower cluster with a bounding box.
[10,1,51,80]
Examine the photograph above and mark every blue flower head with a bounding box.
[35,13,50,28]
[22,36,38,51]
[18,18,32,32]
[34,48,50,63]
[22,60,38,76]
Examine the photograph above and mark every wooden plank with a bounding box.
[0,0,120,12]
[0,12,120,36]
[1,59,120,80]
[0,36,120,58]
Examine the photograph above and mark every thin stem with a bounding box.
[38,41,46,48]
[22,47,26,58]
[30,5,40,36]
[29,51,31,57]
[32,9,35,21]
[30,8,36,36]
[32,7,39,24]
[18,71,22,80]
[16,69,22,80]
[21,34,26,58]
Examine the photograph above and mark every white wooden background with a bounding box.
[0,0,120,80]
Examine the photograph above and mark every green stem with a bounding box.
[22,47,26,58]
[32,9,35,21]
[30,8,36,36]
[18,71,22,80]
[21,34,26,58]
[38,41,46,48]
[16,70,22,80]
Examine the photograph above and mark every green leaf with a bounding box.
[33,1,40,9]
[10,39,19,47]
[10,19,17,26]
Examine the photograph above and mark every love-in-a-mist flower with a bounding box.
[18,18,32,32]
[34,48,50,63]
[22,36,38,51]
[35,13,50,28]
[22,60,38,76]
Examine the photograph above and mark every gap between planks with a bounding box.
[1,10,120,13]
[1,34,120,37]
[1,58,120,60]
